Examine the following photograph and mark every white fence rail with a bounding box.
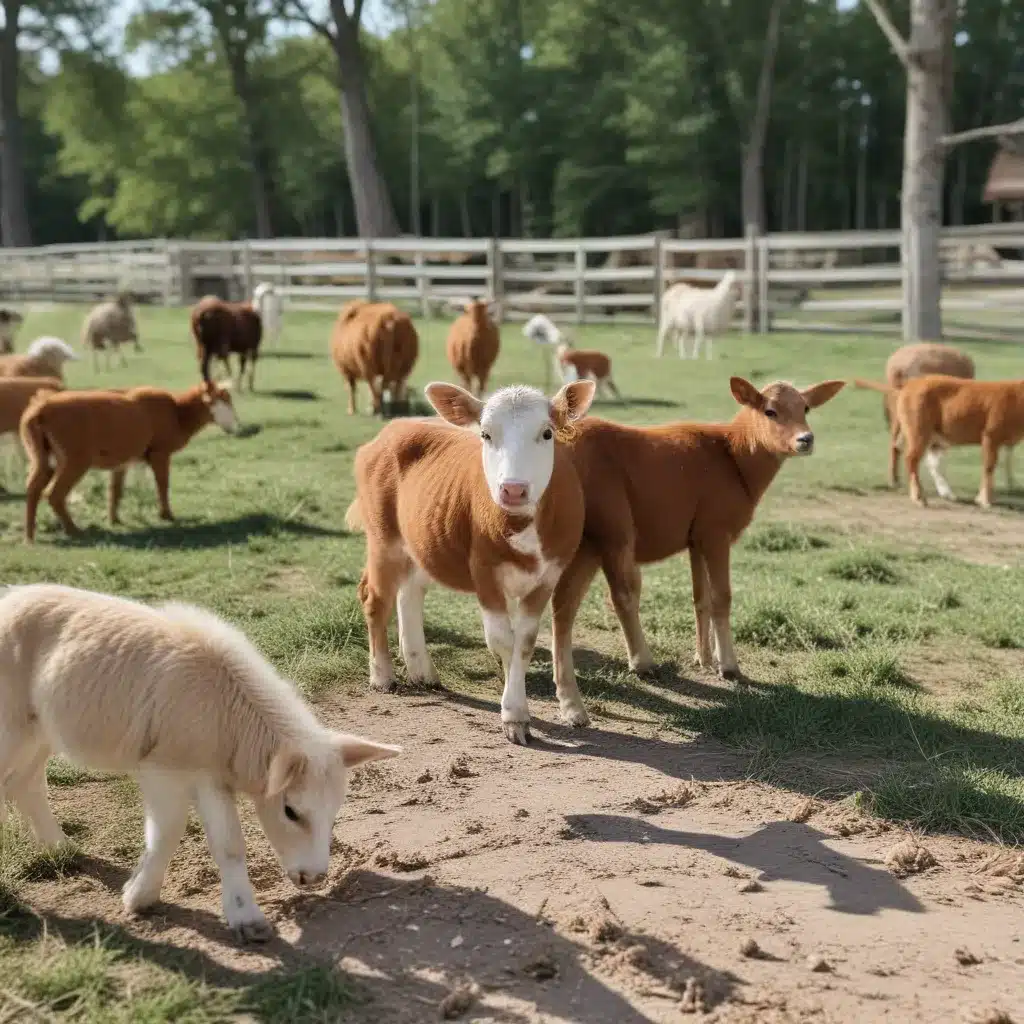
[1,226,1022,339]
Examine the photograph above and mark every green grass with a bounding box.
[1,304,1024,1013]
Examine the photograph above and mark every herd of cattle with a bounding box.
[0,285,1021,943]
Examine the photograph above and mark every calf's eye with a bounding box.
[284,803,300,823]
[481,431,492,443]
[764,408,777,419]
[542,428,553,441]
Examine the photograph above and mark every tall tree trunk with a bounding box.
[330,7,400,238]
[796,140,808,231]
[856,115,869,230]
[899,0,950,342]
[459,193,471,237]
[0,1,31,247]
[228,65,275,238]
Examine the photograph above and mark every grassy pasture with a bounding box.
[1,305,1023,1019]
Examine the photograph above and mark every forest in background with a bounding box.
[2,0,1022,245]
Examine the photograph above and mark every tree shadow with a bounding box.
[1,866,740,1021]
[561,816,922,917]
[48,513,342,551]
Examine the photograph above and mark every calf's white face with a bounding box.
[254,732,400,887]
[426,379,596,515]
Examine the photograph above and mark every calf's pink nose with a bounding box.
[499,481,530,506]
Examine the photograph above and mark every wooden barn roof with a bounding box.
[984,148,1024,202]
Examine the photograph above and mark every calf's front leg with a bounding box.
[702,538,741,681]
[195,780,273,942]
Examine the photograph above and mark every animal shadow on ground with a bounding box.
[50,513,342,551]
[380,397,434,420]
[259,350,319,361]
[1,864,739,1022]
[262,389,319,401]
[564,816,922,917]
[616,396,679,410]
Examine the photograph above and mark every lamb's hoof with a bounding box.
[368,676,399,694]
[122,876,159,916]
[560,704,590,729]
[232,918,275,944]
[502,721,531,746]
[974,496,992,510]
[407,673,439,687]
[693,653,714,673]
[629,655,655,675]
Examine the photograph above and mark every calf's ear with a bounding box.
[425,382,484,426]
[550,379,596,435]
[333,732,403,768]
[730,376,764,410]
[802,380,846,409]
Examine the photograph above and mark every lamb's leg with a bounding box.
[692,318,705,360]
[397,565,438,685]
[118,344,127,368]
[122,769,192,915]
[702,538,741,681]
[604,377,622,401]
[358,549,402,692]
[237,353,248,392]
[7,741,68,849]
[248,353,257,392]
[551,546,601,727]
[925,447,955,501]
[689,548,714,671]
[194,780,272,942]
[108,468,127,525]
[976,433,999,509]
[91,346,100,372]
[603,548,654,673]
[147,453,174,521]
[655,320,670,357]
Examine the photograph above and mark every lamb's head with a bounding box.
[255,731,401,887]
[730,376,845,457]
[200,379,239,433]
[522,314,561,347]
[26,336,78,371]
[425,379,596,515]
[719,269,739,296]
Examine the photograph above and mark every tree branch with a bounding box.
[277,0,334,41]
[942,117,1024,149]
[862,0,910,71]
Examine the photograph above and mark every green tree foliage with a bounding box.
[10,0,1024,242]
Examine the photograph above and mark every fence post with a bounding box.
[415,249,429,318]
[743,223,758,334]
[652,233,664,327]
[241,241,253,300]
[488,238,504,322]
[758,235,770,334]
[366,239,377,302]
[574,241,586,325]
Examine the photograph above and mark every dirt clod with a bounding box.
[513,808,529,819]
[465,821,484,835]
[807,954,832,973]
[789,798,820,823]
[416,770,433,784]
[963,1010,1015,1024]
[628,783,696,816]
[521,949,558,980]
[976,851,1024,883]
[738,936,761,958]
[447,755,477,781]
[955,947,982,966]
[439,981,479,1019]
[738,878,763,894]
[374,847,430,873]
[885,839,937,878]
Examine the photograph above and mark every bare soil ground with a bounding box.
[25,679,1023,1024]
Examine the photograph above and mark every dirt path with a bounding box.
[25,688,1023,1023]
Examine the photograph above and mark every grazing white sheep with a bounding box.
[82,294,141,371]
[523,314,575,385]
[656,270,740,360]
[0,336,78,381]
[0,583,401,942]
[252,283,282,349]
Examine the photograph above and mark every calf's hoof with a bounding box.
[368,675,399,694]
[560,704,590,728]
[502,720,531,746]
[629,654,655,675]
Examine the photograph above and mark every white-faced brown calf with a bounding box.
[346,380,596,744]
[550,377,844,709]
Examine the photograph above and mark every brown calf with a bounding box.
[445,299,500,396]
[330,301,419,415]
[555,342,621,401]
[21,381,237,541]
[550,377,844,706]
[0,377,63,437]
[191,296,263,391]
[346,380,595,743]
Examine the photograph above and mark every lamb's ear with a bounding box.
[266,749,308,798]
[333,732,402,768]
[425,382,484,426]
[730,376,764,410]
[802,380,846,409]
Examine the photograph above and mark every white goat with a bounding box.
[656,270,740,360]
[252,283,282,349]
[0,583,401,942]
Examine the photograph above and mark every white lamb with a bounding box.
[252,283,282,349]
[656,270,740,360]
[522,314,576,384]
[0,583,400,942]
